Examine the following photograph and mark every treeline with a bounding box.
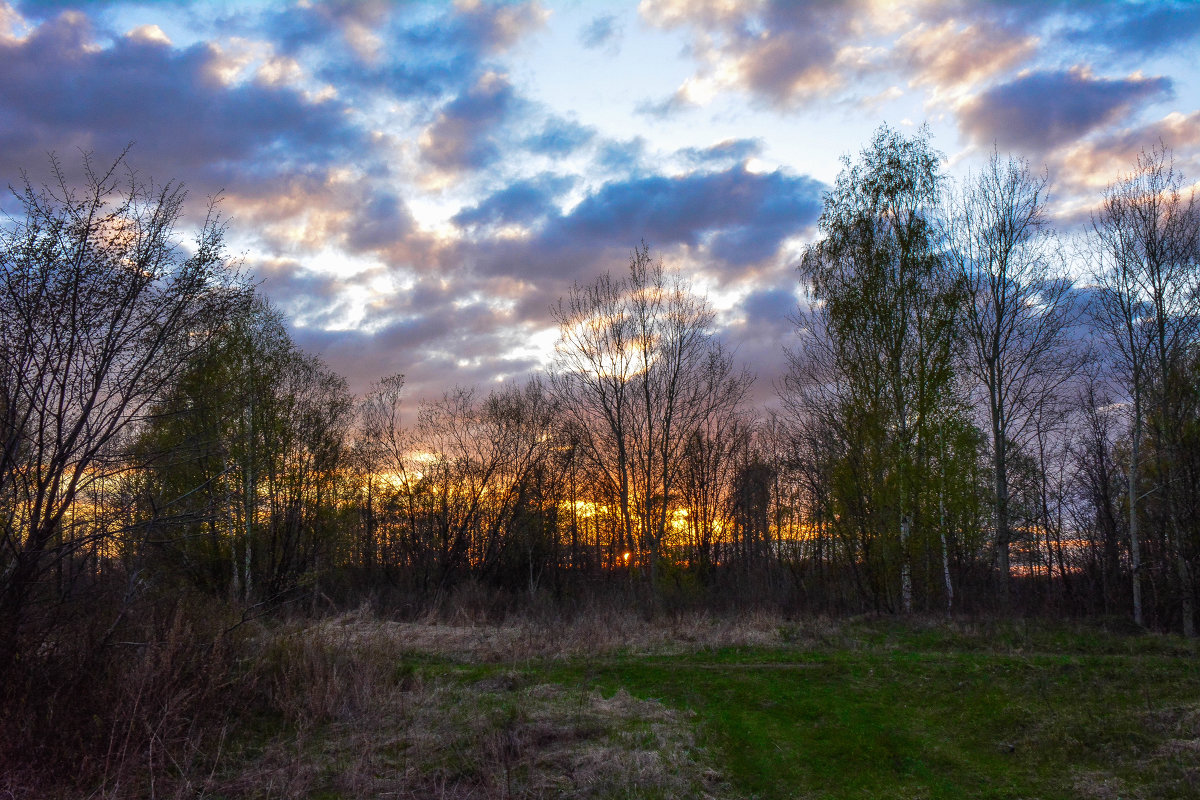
[2,126,1200,680]
[787,126,1200,630]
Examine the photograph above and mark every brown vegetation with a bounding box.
[2,603,755,800]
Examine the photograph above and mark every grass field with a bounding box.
[32,612,1200,799]
[542,627,1200,799]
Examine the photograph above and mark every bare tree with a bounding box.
[1091,144,1200,632]
[944,152,1080,606]
[408,379,560,591]
[0,152,232,664]
[551,264,638,569]
[678,343,753,575]
[356,374,413,575]
[551,243,747,603]
[1069,372,1125,614]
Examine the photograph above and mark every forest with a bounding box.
[2,126,1199,795]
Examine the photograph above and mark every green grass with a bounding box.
[166,616,1200,799]
[481,620,1200,799]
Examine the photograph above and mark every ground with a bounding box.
[36,610,1200,799]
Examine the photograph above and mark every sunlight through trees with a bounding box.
[3,134,1200,696]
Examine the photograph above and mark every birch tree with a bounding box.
[945,152,1079,606]
[798,125,962,613]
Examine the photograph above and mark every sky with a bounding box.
[1,0,1198,406]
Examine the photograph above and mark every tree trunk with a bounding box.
[1129,389,1144,627]
[994,414,1011,606]
[900,512,913,613]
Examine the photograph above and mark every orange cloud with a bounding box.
[1053,111,1200,195]
[898,20,1036,103]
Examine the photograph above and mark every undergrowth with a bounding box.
[3,605,1197,799]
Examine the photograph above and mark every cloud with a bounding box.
[14,0,193,19]
[711,275,806,408]
[377,162,827,382]
[741,285,799,324]
[1050,110,1200,204]
[556,165,822,266]
[957,67,1172,151]
[446,163,824,324]
[456,0,548,52]
[347,189,420,253]
[639,0,876,109]
[579,13,621,52]
[0,1,824,405]
[1064,1,1200,59]
[678,138,763,166]
[0,9,362,197]
[11,0,1193,411]
[635,88,696,119]
[297,0,393,62]
[272,0,547,104]
[594,137,648,175]
[452,173,575,229]
[522,116,595,156]
[290,243,811,403]
[896,19,1036,102]
[0,2,439,353]
[204,162,434,272]
[419,71,518,178]
[638,0,1046,111]
[636,0,1191,126]
[270,0,546,58]
[289,272,548,400]
[251,257,373,329]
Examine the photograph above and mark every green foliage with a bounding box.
[136,291,353,601]
[798,125,971,611]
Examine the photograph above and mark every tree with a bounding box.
[1069,372,1125,614]
[255,341,352,599]
[136,292,353,602]
[414,379,560,591]
[797,125,963,613]
[1091,144,1200,632]
[0,152,233,664]
[678,353,753,578]
[355,373,411,578]
[944,151,1079,606]
[552,243,749,603]
[551,263,638,571]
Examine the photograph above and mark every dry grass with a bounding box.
[214,680,729,799]
[204,614,735,799]
[1059,701,1200,800]
[2,604,798,799]
[1071,771,1131,800]
[0,600,249,800]
[312,603,835,662]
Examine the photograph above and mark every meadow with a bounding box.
[17,610,1196,800]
